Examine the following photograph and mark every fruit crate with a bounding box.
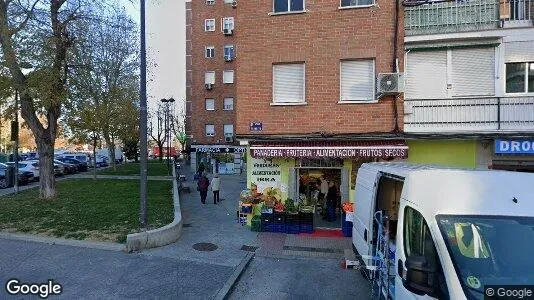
[274,224,286,233]
[299,224,313,234]
[342,225,352,237]
[299,212,314,226]
[251,216,262,232]
[286,224,300,234]
[262,224,274,232]
[273,212,285,224]
[285,213,299,225]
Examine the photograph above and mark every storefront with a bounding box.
[243,140,408,231]
[491,138,534,172]
[190,145,246,174]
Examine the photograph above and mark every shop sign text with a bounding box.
[495,139,534,154]
[251,147,408,158]
[251,158,281,192]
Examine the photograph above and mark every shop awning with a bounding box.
[250,140,408,159]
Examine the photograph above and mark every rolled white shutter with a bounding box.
[505,41,534,63]
[273,64,305,103]
[223,70,234,83]
[205,72,215,84]
[340,60,374,101]
[451,47,495,96]
[405,50,447,99]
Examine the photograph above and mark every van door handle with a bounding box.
[364,229,368,242]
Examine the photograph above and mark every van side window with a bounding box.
[404,207,449,299]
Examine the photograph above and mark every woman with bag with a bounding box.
[197,172,210,204]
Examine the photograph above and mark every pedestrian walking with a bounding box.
[197,172,210,204]
[211,174,221,204]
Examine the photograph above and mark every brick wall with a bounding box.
[189,0,237,145]
[236,0,404,136]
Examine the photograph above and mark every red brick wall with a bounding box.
[236,0,404,136]
[189,0,237,145]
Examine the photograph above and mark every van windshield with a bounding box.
[437,215,534,300]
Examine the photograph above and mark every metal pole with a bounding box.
[167,103,171,175]
[139,0,148,229]
[14,90,19,194]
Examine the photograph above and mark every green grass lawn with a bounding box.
[0,179,174,243]
[97,160,171,176]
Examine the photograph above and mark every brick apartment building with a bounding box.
[235,0,407,227]
[185,0,245,174]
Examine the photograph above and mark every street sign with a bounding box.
[250,122,262,131]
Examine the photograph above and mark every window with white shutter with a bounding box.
[405,50,448,99]
[273,63,305,104]
[205,99,215,111]
[223,124,234,136]
[205,71,215,84]
[451,47,495,96]
[223,97,234,110]
[205,125,215,136]
[340,60,375,101]
[223,70,234,84]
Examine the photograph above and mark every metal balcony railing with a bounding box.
[404,96,534,133]
[405,0,533,35]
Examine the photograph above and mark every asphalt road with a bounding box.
[0,239,233,300]
[229,256,372,300]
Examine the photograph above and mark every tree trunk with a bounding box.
[37,140,56,199]
[103,131,116,170]
[92,135,98,180]
[158,142,164,162]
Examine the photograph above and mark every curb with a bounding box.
[125,164,183,252]
[0,232,125,252]
[213,252,254,300]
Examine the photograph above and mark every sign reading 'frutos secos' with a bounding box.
[495,139,534,154]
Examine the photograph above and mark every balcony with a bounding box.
[404,96,534,133]
[405,0,532,36]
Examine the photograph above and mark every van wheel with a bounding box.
[0,178,9,189]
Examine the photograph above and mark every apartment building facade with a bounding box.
[403,0,534,171]
[185,0,244,174]
[235,0,406,211]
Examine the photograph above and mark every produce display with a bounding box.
[284,198,298,214]
[342,202,354,212]
[274,201,285,213]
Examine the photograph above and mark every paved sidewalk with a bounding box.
[140,170,260,268]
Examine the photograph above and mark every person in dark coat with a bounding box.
[197,172,210,204]
[325,182,337,222]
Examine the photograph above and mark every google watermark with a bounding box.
[485,285,534,299]
[5,279,62,298]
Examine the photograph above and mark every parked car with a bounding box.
[57,157,88,172]
[2,162,35,185]
[54,160,78,174]
[0,166,11,189]
[54,163,65,176]
[6,161,39,181]
[58,153,90,168]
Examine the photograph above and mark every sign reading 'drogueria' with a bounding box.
[495,139,534,154]
[250,146,408,158]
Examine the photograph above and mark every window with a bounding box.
[224,45,235,60]
[273,63,305,104]
[273,0,304,13]
[204,19,215,32]
[205,46,215,58]
[506,62,534,93]
[221,17,234,31]
[223,0,233,3]
[205,98,215,111]
[340,0,374,7]
[340,60,375,102]
[206,0,215,5]
[223,70,234,84]
[205,71,215,84]
[205,124,215,136]
[223,97,234,110]
[223,124,234,137]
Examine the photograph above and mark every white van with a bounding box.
[352,162,534,300]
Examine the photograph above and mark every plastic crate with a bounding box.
[274,224,286,233]
[299,212,314,223]
[299,224,313,234]
[342,225,352,237]
[286,224,300,234]
[241,205,253,214]
[251,222,262,232]
[273,212,285,224]
[262,224,274,232]
[285,213,299,225]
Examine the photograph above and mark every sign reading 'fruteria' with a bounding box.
[250,147,408,158]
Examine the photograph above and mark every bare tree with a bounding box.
[149,104,166,161]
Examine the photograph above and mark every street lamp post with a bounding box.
[139,0,149,229]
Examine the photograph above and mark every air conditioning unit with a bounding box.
[232,1,237,8]
[225,136,234,142]
[205,83,213,90]
[223,28,234,36]
[224,55,234,62]
[377,73,404,97]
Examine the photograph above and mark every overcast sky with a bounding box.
[121,0,186,117]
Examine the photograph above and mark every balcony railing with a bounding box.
[404,96,534,133]
[405,0,533,36]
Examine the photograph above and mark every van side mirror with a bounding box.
[402,256,437,296]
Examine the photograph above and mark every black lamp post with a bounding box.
[161,97,175,175]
